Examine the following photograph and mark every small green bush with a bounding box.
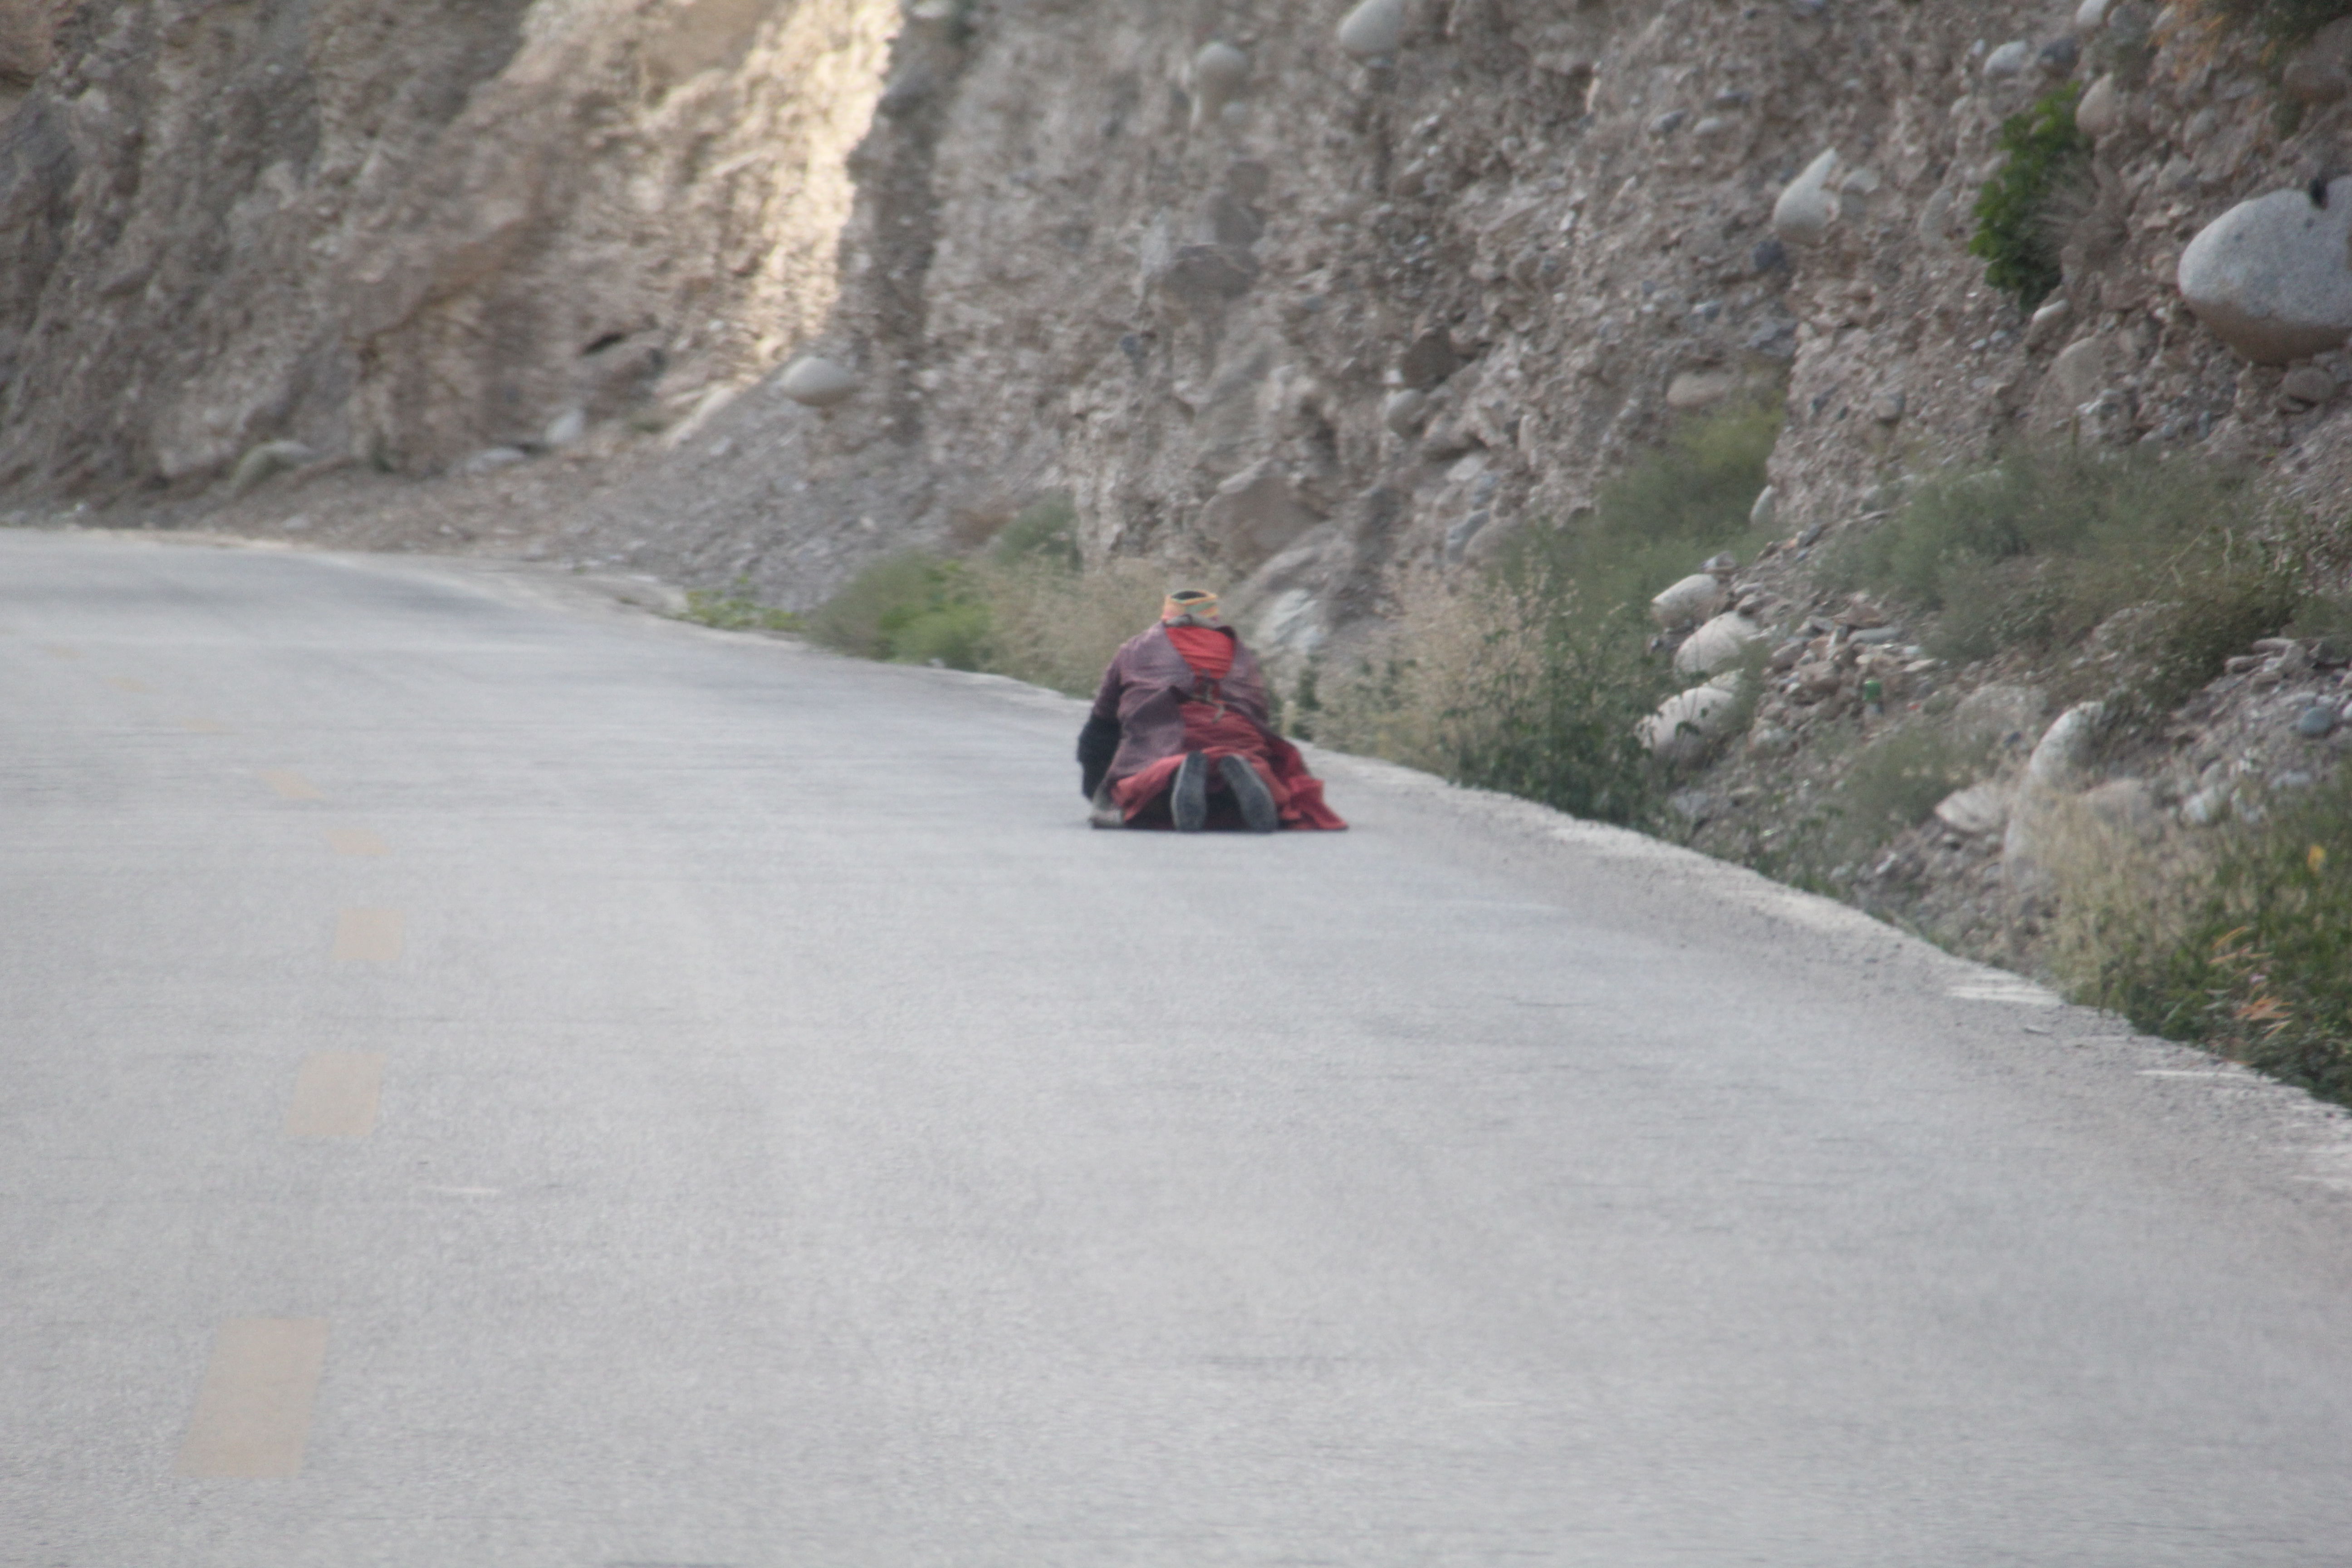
[989,493,1082,570]
[1454,575,1678,825]
[1494,399,1782,644]
[966,555,1169,696]
[801,530,1169,689]
[1970,84,2087,310]
[1832,446,2302,710]
[804,551,988,667]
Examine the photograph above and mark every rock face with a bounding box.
[2178,181,2352,365]
[0,0,893,486]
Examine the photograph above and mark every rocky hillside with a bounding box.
[10,0,2352,639]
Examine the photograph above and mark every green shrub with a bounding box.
[1831,446,2302,710]
[1493,399,1783,650]
[804,551,988,667]
[989,493,1082,570]
[1451,572,1679,825]
[801,533,1169,688]
[1970,85,2087,310]
[1313,570,1672,825]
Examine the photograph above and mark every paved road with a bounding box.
[5,528,2352,1567]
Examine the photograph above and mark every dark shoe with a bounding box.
[1220,755,1279,833]
[1171,752,1209,832]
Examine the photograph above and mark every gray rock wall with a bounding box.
[0,0,892,490]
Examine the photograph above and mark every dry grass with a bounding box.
[1311,569,1544,773]
[971,557,1171,697]
[2041,798,2217,1002]
[2041,773,2352,1106]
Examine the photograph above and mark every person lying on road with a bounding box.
[1074,589,1346,833]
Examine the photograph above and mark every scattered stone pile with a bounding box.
[1658,512,2351,965]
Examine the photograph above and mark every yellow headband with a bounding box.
[1162,590,1220,623]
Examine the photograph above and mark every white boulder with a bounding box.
[1642,680,1745,762]
[1934,782,2014,836]
[1192,40,1250,100]
[2074,73,2120,139]
[1674,608,1769,677]
[1772,149,1840,249]
[778,356,861,407]
[1337,0,1408,59]
[2178,181,2352,365]
[1190,41,1250,128]
[1380,387,1428,436]
[1651,573,1729,631]
[228,439,316,496]
[1666,368,1739,410]
[1983,40,2033,79]
[2026,701,2105,790]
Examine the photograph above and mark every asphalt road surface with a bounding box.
[6,527,2352,1568]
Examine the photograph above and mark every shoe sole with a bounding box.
[1219,755,1280,833]
[1171,752,1209,832]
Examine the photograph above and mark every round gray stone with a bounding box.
[1984,40,2033,79]
[1337,0,1408,59]
[2178,181,2352,365]
[778,356,861,407]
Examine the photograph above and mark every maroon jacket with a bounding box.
[1088,624,1274,785]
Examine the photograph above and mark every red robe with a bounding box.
[1091,623,1345,830]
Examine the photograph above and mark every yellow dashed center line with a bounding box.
[323,828,388,858]
[42,644,78,660]
[179,717,230,734]
[176,1319,330,1478]
[331,909,403,963]
[284,1052,386,1137]
[106,676,151,693]
[259,769,323,800]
